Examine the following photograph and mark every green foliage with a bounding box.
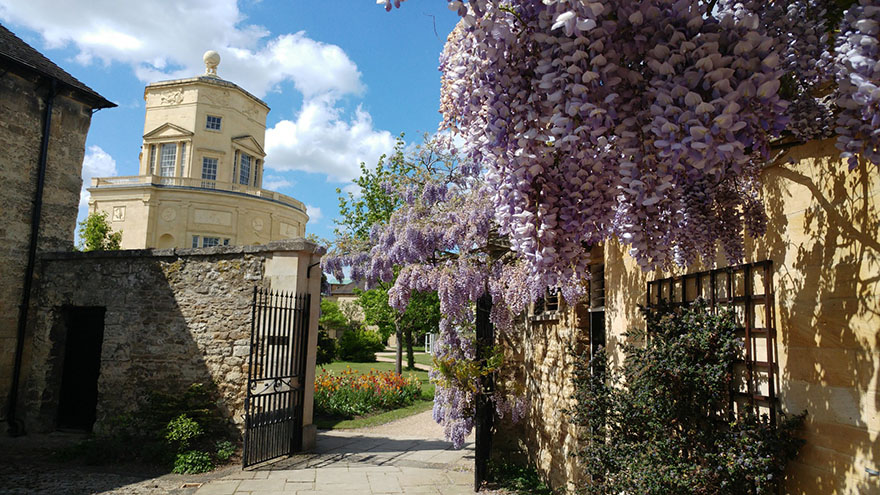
[335,134,409,245]
[357,285,440,368]
[337,327,385,362]
[165,414,203,450]
[215,440,235,462]
[489,461,555,495]
[316,328,337,365]
[173,450,214,474]
[572,302,805,495]
[55,383,235,470]
[77,211,122,251]
[320,299,354,335]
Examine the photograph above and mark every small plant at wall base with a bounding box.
[54,383,236,472]
[77,211,122,251]
[571,302,805,495]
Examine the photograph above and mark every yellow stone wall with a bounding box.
[604,138,880,494]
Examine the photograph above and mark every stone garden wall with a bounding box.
[19,240,322,440]
[495,305,589,492]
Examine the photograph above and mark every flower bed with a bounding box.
[314,367,422,418]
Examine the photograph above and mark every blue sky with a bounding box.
[0,0,459,241]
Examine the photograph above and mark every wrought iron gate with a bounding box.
[243,287,311,468]
[645,260,779,422]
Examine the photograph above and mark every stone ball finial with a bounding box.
[203,50,220,77]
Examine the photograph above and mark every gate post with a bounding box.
[474,291,494,491]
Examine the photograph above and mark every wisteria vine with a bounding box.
[351,0,880,448]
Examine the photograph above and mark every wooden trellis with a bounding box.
[645,260,780,422]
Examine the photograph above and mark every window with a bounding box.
[192,235,230,248]
[159,143,176,177]
[239,153,251,186]
[206,115,222,130]
[532,288,560,320]
[201,157,218,188]
[179,142,187,175]
[148,145,157,174]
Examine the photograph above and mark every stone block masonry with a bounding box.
[0,68,94,418]
[19,240,322,438]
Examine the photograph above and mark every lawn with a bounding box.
[375,352,435,368]
[314,361,436,429]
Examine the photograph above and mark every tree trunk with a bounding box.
[405,327,415,370]
[394,318,403,375]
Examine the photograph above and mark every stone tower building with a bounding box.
[89,51,308,249]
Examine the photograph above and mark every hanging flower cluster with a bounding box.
[384,0,879,278]
[834,0,880,169]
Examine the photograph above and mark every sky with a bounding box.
[0,0,460,242]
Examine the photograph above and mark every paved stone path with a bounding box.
[194,411,478,495]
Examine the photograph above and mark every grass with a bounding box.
[375,351,435,368]
[315,361,436,430]
[314,400,434,429]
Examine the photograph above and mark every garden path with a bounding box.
[193,409,480,495]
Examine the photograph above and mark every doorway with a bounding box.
[56,306,105,431]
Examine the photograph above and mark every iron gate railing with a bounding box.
[243,288,311,468]
[645,260,779,422]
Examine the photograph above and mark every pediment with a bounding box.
[232,135,265,157]
[143,123,194,140]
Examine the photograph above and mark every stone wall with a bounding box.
[19,240,322,439]
[495,304,588,492]
[0,68,94,418]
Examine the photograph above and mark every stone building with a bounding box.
[88,51,309,250]
[501,138,879,494]
[0,24,115,433]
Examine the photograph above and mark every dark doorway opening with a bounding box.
[56,306,105,431]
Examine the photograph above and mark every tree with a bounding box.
[318,299,352,336]
[358,286,441,369]
[326,134,450,374]
[77,211,122,251]
[325,135,530,448]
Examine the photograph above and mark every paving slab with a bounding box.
[194,410,481,495]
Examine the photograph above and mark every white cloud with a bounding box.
[1,0,394,187]
[0,0,363,99]
[79,145,117,209]
[261,174,293,191]
[306,204,323,224]
[265,100,395,182]
[342,183,362,198]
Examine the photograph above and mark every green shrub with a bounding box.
[314,367,422,417]
[165,414,203,450]
[215,440,235,462]
[337,328,384,362]
[173,450,214,474]
[316,328,337,365]
[572,301,805,495]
